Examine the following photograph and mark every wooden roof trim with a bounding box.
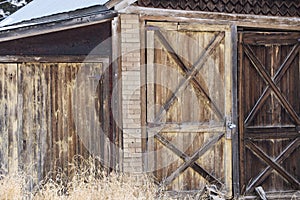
[121,6,300,30]
[0,11,117,43]
[106,0,138,10]
[2,5,109,29]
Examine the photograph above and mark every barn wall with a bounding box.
[120,14,143,173]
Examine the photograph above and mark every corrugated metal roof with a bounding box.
[0,0,110,27]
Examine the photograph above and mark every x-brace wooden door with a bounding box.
[144,22,235,195]
[239,31,300,197]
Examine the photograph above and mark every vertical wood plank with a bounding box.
[230,25,240,198]
[62,64,69,176]
[224,26,234,197]
[41,64,47,180]
[103,62,111,170]
[0,64,18,174]
[21,64,33,189]
[238,32,246,194]
[7,64,18,174]
[146,29,155,173]
[140,19,147,172]
[0,65,7,171]
[66,65,73,177]
[0,65,6,171]
[155,33,163,182]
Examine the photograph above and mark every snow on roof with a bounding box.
[0,0,110,27]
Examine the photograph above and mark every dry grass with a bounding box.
[0,157,168,200]
[0,172,26,200]
[0,172,160,200]
[0,156,217,200]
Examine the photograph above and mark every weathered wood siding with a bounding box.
[0,61,113,188]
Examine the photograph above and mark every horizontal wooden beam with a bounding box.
[245,125,299,139]
[123,6,300,31]
[178,23,231,32]
[265,191,300,199]
[242,32,300,45]
[148,122,225,133]
[0,55,109,63]
[245,132,299,140]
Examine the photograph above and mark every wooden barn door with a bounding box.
[0,60,113,188]
[144,22,235,194]
[239,32,300,196]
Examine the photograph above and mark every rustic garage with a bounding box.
[0,0,299,199]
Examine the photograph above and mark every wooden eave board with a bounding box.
[0,11,116,43]
[120,6,300,31]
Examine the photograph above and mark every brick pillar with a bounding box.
[120,14,143,173]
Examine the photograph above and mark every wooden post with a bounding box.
[224,25,235,198]
[230,24,239,198]
[112,16,123,172]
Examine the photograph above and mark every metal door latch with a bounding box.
[225,117,236,139]
[227,123,236,129]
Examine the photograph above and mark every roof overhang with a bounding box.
[0,5,117,43]
[119,5,300,31]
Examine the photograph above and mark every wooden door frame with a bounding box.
[140,20,238,197]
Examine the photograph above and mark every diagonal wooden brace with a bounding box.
[158,133,224,187]
[155,133,224,187]
[246,140,300,190]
